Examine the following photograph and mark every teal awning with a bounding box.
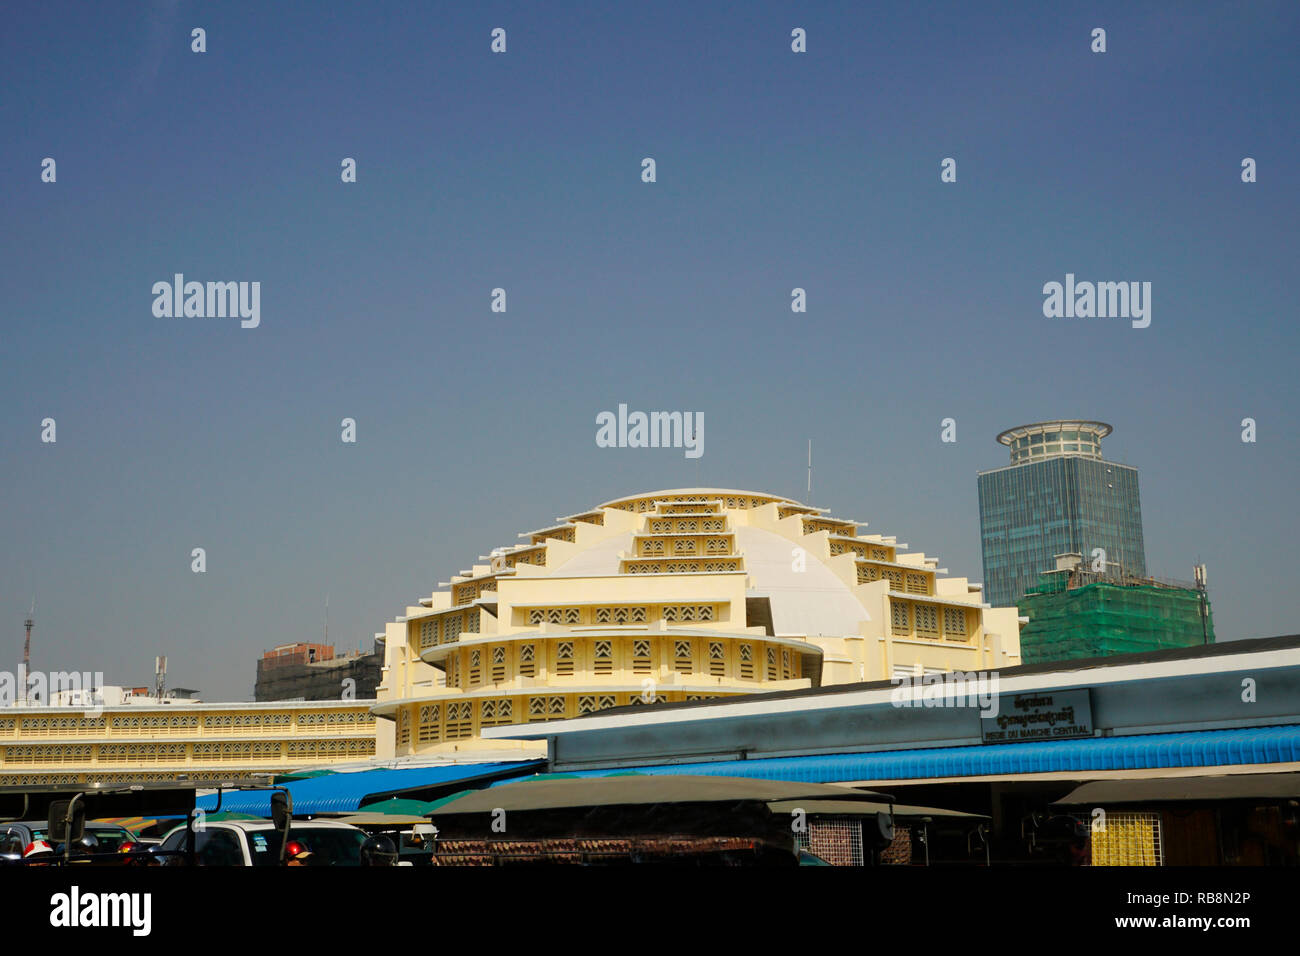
[196,760,543,816]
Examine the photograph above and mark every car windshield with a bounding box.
[86,827,133,852]
[250,827,367,867]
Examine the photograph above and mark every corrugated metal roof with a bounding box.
[431,774,886,814]
[196,761,542,816]
[566,725,1300,783]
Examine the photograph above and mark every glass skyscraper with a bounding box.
[977,421,1146,608]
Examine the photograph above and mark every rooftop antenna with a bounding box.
[325,593,329,646]
[22,597,34,704]
[1194,561,1210,645]
[154,656,167,700]
[807,439,813,501]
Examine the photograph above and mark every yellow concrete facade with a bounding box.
[376,488,1022,757]
[0,700,378,785]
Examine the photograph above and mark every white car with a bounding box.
[155,819,368,866]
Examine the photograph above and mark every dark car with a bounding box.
[0,820,139,860]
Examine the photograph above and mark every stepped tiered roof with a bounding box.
[375,489,1022,757]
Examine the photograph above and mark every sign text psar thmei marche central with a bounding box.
[981,689,1093,743]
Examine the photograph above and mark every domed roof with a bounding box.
[544,489,872,637]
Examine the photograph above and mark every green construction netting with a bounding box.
[1017,580,1214,664]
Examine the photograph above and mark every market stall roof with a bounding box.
[766,799,890,816]
[1052,773,1300,807]
[759,801,982,822]
[890,804,990,821]
[88,815,160,832]
[332,812,432,826]
[431,774,887,816]
[196,760,542,816]
[765,799,987,820]
[354,797,441,816]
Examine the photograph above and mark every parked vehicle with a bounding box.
[0,820,139,858]
[154,819,368,866]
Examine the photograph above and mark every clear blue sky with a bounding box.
[2,1,1297,699]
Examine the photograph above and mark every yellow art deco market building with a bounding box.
[0,700,378,786]
[375,489,1023,758]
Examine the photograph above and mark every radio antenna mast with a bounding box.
[807,440,813,500]
[22,598,35,704]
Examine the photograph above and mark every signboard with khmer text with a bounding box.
[981,689,1093,743]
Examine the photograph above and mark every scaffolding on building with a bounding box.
[1018,555,1213,663]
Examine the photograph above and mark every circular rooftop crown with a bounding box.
[995,421,1112,464]
[598,488,799,510]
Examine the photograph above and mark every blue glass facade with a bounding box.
[978,456,1146,608]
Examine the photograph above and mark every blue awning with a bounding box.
[196,760,543,816]
[562,725,1300,784]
